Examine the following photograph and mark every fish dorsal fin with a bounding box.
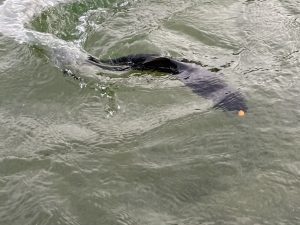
[141,57,179,73]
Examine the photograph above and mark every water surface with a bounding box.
[0,0,300,224]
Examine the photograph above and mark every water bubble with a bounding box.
[79,82,87,89]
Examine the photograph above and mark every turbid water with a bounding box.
[0,0,300,224]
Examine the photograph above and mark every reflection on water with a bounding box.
[0,0,300,224]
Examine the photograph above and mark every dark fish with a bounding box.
[87,54,248,113]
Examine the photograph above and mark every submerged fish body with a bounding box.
[87,54,248,113]
[175,66,248,112]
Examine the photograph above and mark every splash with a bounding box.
[0,0,89,69]
[0,0,71,42]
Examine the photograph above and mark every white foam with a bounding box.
[0,0,90,70]
[0,0,73,41]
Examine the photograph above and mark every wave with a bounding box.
[0,0,91,72]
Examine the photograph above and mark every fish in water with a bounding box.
[87,54,248,114]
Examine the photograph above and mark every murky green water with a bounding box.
[0,0,300,224]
